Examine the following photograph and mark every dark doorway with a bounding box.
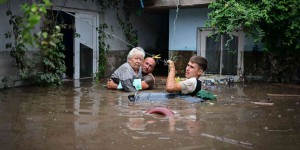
[147,12,169,76]
[80,44,93,78]
[50,10,75,79]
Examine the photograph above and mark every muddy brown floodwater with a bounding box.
[0,78,299,150]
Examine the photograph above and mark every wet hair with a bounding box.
[127,47,145,60]
[189,55,207,71]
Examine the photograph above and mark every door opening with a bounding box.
[74,13,98,79]
[50,10,74,79]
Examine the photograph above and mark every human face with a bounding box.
[142,58,155,74]
[128,53,144,71]
[185,62,203,78]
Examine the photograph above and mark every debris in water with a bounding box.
[252,102,274,106]
[267,93,300,97]
[201,133,253,148]
[158,137,170,140]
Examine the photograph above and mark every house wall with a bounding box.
[0,1,30,88]
[168,8,210,77]
[169,8,210,51]
[168,7,264,76]
[0,0,106,87]
[0,0,162,87]
[169,7,264,52]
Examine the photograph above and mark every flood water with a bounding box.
[0,78,299,150]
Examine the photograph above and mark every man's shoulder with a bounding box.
[143,73,153,77]
[181,77,197,83]
[142,73,155,88]
[142,74,154,81]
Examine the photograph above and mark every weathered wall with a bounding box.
[243,51,264,79]
[52,0,100,11]
[105,50,128,78]
[0,1,31,88]
[0,0,164,88]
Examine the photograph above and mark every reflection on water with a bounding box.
[0,79,300,149]
[73,79,100,147]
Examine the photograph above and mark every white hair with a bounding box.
[127,47,145,60]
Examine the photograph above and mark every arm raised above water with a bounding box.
[166,60,182,93]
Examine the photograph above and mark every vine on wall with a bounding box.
[3,0,140,87]
[96,23,113,79]
[5,0,66,86]
[95,0,139,79]
[116,12,138,48]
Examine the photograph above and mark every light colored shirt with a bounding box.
[179,77,198,94]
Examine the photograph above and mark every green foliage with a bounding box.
[5,10,28,71]
[96,24,113,80]
[0,0,7,4]
[94,0,139,79]
[36,25,66,86]
[20,0,52,46]
[206,0,300,82]
[1,76,13,89]
[116,13,138,48]
[98,0,138,49]
[5,0,66,86]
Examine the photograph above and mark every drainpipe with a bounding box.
[140,0,144,8]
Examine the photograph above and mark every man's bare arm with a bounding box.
[166,60,181,93]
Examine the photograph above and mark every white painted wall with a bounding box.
[169,8,211,51]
